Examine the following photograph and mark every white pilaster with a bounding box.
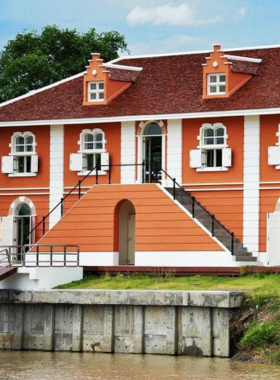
[167,119,182,184]
[243,115,260,254]
[49,125,64,229]
[121,121,136,184]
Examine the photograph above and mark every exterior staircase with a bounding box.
[165,187,257,263]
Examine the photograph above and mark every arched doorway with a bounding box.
[142,122,162,183]
[118,200,136,265]
[14,203,32,258]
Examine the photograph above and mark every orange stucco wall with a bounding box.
[64,122,121,189]
[36,184,223,253]
[259,115,280,252]
[0,126,50,241]
[0,194,49,242]
[0,126,50,188]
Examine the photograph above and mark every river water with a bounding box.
[0,352,280,380]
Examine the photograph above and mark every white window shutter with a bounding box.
[268,146,280,166]
[267,212,280,265]
[222,147,232,167]
[1,156,14,174]
[70,153,83,171]
[31,155,38,173]
[0,216,14,246]
[101,152,109,171]
[190,149,202,168]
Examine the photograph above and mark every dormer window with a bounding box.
[88,81,104,102]
[208,74,226,95]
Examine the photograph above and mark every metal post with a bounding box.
[109,163,112,184]
[192,197,195,218]
[78,180,82,199]
[36,245,39,267]
[96,165,99,185]
[61,198,64,217]
[42,216,46,235]
[142,160,145,183]
[172,178,176,200]
[64,246,67,266]
[77,247,80,267]
[211,215,215,237]
[155,162,158,183]
[231,232,234,255]
[50,245,53,267]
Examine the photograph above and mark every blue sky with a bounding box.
[0,0,279,57]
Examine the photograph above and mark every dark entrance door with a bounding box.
[144,136,162,183]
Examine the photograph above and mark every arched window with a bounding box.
[1,132,38,176]
[190,123,232,171]
[80,129,106,171]
[143,122,162,136]
[69,128,108,174]
[13,134,34,154]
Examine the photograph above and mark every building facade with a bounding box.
[1,43,280,277]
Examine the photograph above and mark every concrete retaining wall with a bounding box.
[0,290,243,357]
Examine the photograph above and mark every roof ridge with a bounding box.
[110,43,280,63]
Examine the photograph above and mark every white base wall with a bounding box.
[80,252,119,266]
[258,252,269,266]
[78,250,261,267]
[135,251,238,267]
[0,267,83,290]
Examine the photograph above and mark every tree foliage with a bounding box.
[0,25,129,102]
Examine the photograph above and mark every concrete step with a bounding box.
[165,185,255,263]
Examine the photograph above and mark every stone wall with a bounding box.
[0,290,243,357]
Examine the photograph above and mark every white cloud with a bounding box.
[127,3,221,27]
[235,7,247,21]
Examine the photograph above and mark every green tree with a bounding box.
[0,25,129,102]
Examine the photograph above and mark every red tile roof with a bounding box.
[109,68,140,82]
[0,47,280,122]
[230,60,259,76]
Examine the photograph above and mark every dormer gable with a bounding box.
[202,44,262,99]
[83,53,142,106]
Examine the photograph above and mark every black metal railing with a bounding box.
[0,244,80,267]
[28,160,234,255]
[160,167,235,255]
[29,164,99,237]
[0,248,10,267]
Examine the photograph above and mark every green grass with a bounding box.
[58,272,280,298]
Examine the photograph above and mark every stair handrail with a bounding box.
[29,165,99,237]
[29,162,147,239]
[160,167,234,255]
[0,248,10,267]
[28,160,234,255]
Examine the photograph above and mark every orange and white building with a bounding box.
[1,43,280,287]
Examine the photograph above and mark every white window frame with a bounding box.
[207,73,226,95]
[190,123,231,172]
[268,124,280,169]
[5,132,38,177]
[88,81,104,102]
[78,128,107,175]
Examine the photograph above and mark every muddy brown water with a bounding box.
[0,352,280,380]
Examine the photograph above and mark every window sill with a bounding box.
[8,172,37,177]
[196,167,229,172]
[275,166,280,170]
[78,171,107,176]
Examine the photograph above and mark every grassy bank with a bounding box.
[58,272,280,364]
